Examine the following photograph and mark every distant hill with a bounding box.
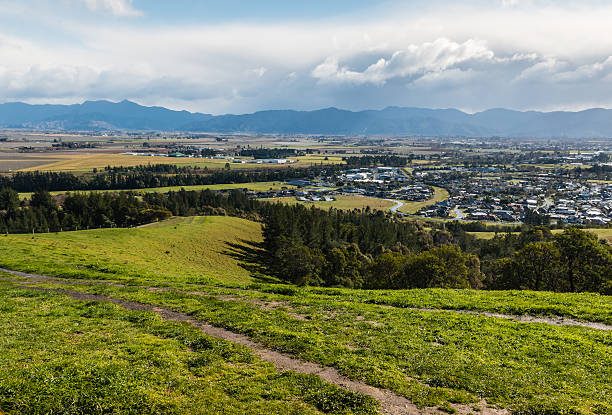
[0,100,212,131]
[2,100,612,138]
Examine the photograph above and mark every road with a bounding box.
[387,199,404,213]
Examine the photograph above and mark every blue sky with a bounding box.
[2,0,612,114]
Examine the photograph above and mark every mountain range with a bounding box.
[1,100,612,138]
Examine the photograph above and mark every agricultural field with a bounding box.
[13,153,345,173]
[263,195,397,211]
[18,181,296,199]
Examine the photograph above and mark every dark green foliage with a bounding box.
[260,203,481,289]
[490,228,612,294]
[0,164,344,192]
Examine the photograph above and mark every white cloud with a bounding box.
[80,0,142,17]
[312,39,495,85]
[4,1,612,113]
[501,0,533,8]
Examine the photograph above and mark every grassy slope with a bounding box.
[0,284,376,415]
[5,278,609,414]
[0,216,262,285]
[0,217,611,413]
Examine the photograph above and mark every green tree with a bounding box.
[554,228,612,293]
[30,189,56,212]
[399,245,482,289]
[491,242,562,291]
[279,245,326,286]
[0,187,19,213]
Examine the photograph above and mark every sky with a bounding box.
[2,0,612,114]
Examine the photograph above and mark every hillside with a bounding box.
[0,216,610,414]
[4,100,612,137]
[0,216,263,285]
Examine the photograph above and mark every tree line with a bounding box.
[260,204,611,294]
[1,186,609,294]
[0,164,344,193]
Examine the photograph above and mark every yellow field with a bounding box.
[14,153,346,173]
[264,195,396,211]
[398,186,450,214]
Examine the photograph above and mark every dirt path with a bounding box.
[8,283,508,415]
[2,268,609,331]
[412,307,611,331]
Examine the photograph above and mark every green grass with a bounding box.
[468,228,612,243]
[398,186,450,214]
[0,216,263,285]
[1,218,611,414]
[302,286,612,324]
[18,181,295,199]
[6,278,609,414]
[263,195,396,211]
[0,284,377,415]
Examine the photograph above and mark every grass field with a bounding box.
[18,181,295,199]
[0,216,610,414]
[15,153,346,173]
[468,228,612,243]
[263,195,397,211]
[1,273,609,414]
[0,284,376,415]
[0,216,263,285]
[398,186,450,214]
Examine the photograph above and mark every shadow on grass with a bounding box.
[223,239,279,283]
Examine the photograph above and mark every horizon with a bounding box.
[4,98,612,117]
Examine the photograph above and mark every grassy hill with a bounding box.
[0,216,263,285]
[0,216,610,414]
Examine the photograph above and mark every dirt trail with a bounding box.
[8,281,507,415]
[412,307,611,331]
[2,268,609,331]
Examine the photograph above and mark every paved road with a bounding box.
[453,206,465,219]
[387,199,404,213]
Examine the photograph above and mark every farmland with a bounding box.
[12,153,345,173]
[18,181,295,199]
